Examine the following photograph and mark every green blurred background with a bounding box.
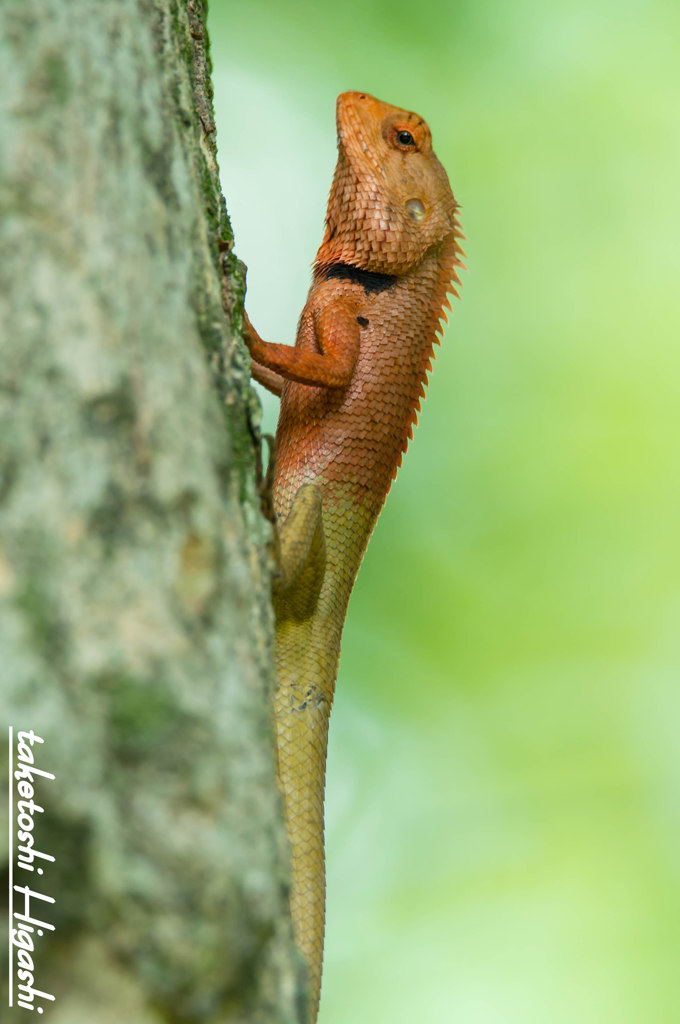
[209,1,680,1020]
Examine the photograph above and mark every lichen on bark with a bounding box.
[0,1,302,1021]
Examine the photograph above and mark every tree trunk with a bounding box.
[0,2,302,1021]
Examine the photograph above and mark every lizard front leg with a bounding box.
[243,300,362,389]
[243,312,285,395]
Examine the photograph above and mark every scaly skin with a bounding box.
[244,91,463,1022]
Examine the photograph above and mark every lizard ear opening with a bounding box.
[405,198,426,222]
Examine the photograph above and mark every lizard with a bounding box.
[242,90,463,1022]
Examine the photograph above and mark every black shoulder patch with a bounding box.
[357,316,369,327]
[324,263,397,294]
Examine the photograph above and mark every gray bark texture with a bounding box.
[0,1,304,1021]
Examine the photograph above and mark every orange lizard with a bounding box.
[243,91,463,1022]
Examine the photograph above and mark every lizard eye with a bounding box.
[392,127,417,150]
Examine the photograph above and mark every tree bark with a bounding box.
[0,2,302,1021]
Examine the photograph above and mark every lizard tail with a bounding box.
[273,655,333,1023]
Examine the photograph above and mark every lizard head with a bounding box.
[315,91,459,275]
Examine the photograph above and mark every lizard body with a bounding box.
[244,91,462,1022]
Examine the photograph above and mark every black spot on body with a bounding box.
[324,263,397,294]
[357,316,369,327]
